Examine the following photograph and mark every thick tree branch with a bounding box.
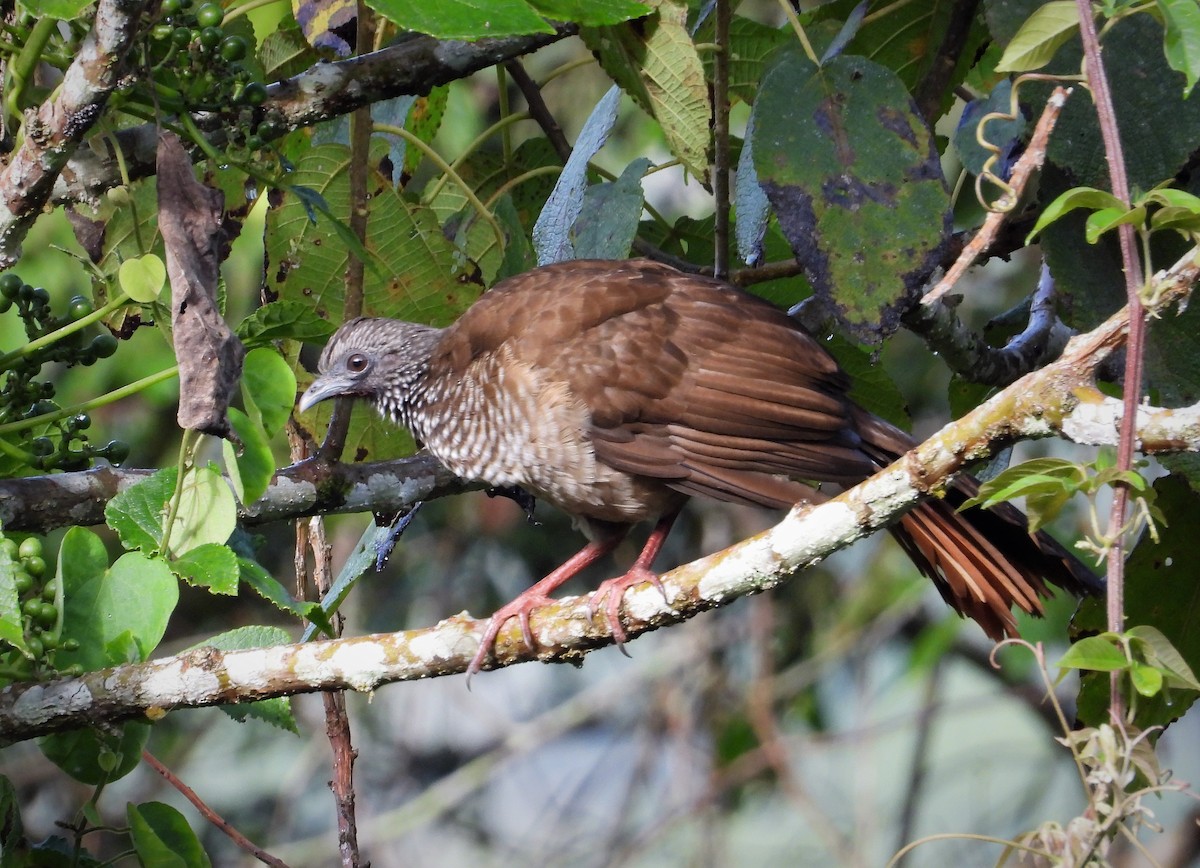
[52,27,577,207]
[0,452,478,534]
[0,250,1194,743]
[0,0,152,266]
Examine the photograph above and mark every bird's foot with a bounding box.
[466,591,559,683]
[585,566,668,652]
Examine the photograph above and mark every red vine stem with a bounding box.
[1074,0,1144,722]
[142,750,289,867]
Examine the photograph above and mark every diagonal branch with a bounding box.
[0,249,1195,744]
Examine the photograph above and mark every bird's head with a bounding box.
[297,317,442,422]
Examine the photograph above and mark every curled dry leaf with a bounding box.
[156,132,245,436]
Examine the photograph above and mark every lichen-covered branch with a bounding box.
[0,452,477,534]
[51,26,577,207]
[0,0,152,266]
[1,250,1195,743]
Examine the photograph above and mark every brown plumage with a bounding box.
[299,259,1099,675]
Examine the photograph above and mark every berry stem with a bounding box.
[0,293,131,372]
[0,365,179,438]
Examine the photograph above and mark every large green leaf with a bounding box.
[267,142,475,324]
[697,15,789,104]
[128,802,212,868]
[367,0,647,39]
[581,0,711,179]
[56,551,178,671]
[751,47,950,342]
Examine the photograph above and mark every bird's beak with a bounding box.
[297,375,350,413]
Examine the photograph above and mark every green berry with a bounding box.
[17,284,33,302]
[196,3,222,27]
[0,539,17,560]
[242,81,267,106]
[102,440,130,465]
[62,639,79,652]
[29,286,49,306]
[161,0,182,13]
[25,636,43,659]
[0,273,22,298]
[199,25,222,49]
[172,25,193,46]
[30,437,53,456]
[68,296,93,321]
[219,34,246,61]
[71,413,91,431]
[22,598,41,618]
[18,538,41,560]
[35,603,57,629]
[24,556,46,579]
[13,571,32,595]
[92,333,118,358]
[41,579,57,601]
[245,134,263,150]
[0,296,11,314]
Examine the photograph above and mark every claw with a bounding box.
[585,565,666,652]
[466,592,558,686]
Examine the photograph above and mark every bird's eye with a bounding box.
[346,353,369,373]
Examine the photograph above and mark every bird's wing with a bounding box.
[440,260,877,509]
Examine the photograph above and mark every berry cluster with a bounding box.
[139,0,279,154]
[0,534,79,678]
[0,273,129,472]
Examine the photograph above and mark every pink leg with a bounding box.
[467,534,624,681]
[586,509,680,650]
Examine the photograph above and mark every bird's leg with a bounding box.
[586,508,681,649]
[467,533,626,679]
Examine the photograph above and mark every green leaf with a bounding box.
[1057,635,1129,672]
[751,47,949,343]
[242,348,296,438]
[57,551,178,671]
[1084,204,1146,243]
[1128,624,1200,690]
[238,558,334,635]
[1131,662,1165,697]
[367,0,554,39]
[39,722,150,786]
[117,254,167,303]
[953,79,1026,177]
[223,408,274,506]
[128,802,212,868]
[18,0,91,18]
[1158,0,1200,96]
[168,465,236,557]
[197,626,299,733]
[1144,187,1200,211]
[0,775,23,862]
[237,301,337,346]
[106,467,175,553]
[581,0,711,179]
[0,537,25,652]
[995,1,1079,72]
[1027,186,1125,241]
[300,522,393,642]
[528,0,649,26]
[697,14,789,104]
[571,158,650,259]
[58,527,109,597]
[172,543,239,596]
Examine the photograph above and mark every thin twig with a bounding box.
[142,750,290,868]
[913,0,981,124]
[504,60,571,163]
[923,87,1072,306]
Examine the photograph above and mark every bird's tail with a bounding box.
[854,410,1102,638]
